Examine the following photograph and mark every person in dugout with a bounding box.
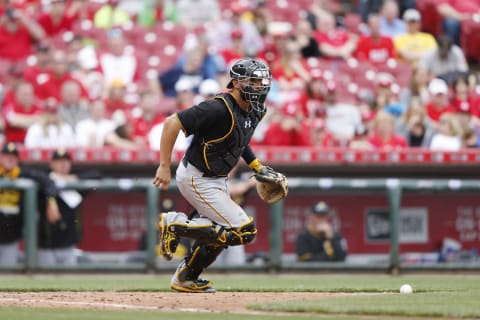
[0,143,60,267]
[295,201,348,262]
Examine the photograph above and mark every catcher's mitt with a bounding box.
[254,166,288,204]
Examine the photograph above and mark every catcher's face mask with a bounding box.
[228,59,272,113]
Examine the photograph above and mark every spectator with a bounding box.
[371,72,406,117]
[218,29,252,67]
[0,143,60,267]
[103,78,133,117]
[313,12,358,60]
[24,102,76,149]
[323,81,362,145]
[368,110,408,149]
[270,37,311,104]
[37,149,84,267]
[175,0,220,30]
[261,103,303,146]
[58,80,90,130]
[437,0,480,46]
[305,0,341,30]
[130,90,165,146]
[209,1,263,56]
[75,100,116,148]
[0,4,45,61]
[429,112,462,150]
[196,78,221,104]
[137,0,178,27]
[2,82,42,144]
[23,42,52,88]
[425,78,456,124]
[399,67,432,107]
[292,17,321,59]
[393,9,437,67]
[93,0,131,29]
[295,201,347,262]
[450,74,479,120]
[73,45,104,100]
[98,28,140,90]
[418,34,469,84]
[1,64,27,109]
[299,70,325,119]
[356,14,396,66]
[157,47,211,97]
[396,99,436,147]
[35,49,89,101]
[378,0,406,39]
[250,0,272,37]
[36,0,84,37]
[174,78,196,111]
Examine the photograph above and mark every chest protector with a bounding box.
[188,94,264,176]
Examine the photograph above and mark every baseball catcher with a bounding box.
[154,58,278,293]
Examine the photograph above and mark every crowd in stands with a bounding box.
[1,0,480,153]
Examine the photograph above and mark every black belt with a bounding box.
[181,157,227,178]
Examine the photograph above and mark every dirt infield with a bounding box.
[0,291,338,314]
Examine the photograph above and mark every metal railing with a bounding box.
[2,177,480,272]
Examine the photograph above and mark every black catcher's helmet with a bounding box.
[227,58,272,112]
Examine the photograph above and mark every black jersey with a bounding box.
[178,93,265,176]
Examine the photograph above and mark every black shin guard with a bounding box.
[177,242,225,281]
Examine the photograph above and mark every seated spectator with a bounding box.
[23,42,52,89]
[429,112,463,150]
[295,201,347,262]
[130,90,165,146]
[209,1,263,56]
[93,0,131,29]
[98,28,140,90]
[174,78,196,110]
[0,5,45,62]
[75,100,116,148]
[261,103,303,146]
[270,38,311,103]
[35,49,90,101]
[157,47,211,97]
[292,17,321,59]
[371,72,406,117]
[103,78,133,117]
[437,0,480,46]
[24,102,76,149]
[424,78,456,125]
[418,34,468,83]
[36,0,84,37]
[313,12,358,60]
[399,67,433,107]
[137,0,178,27]
[378,0,406,39]
[175,0,220,30]
[396,99,436,147]
[73,45,104,100]
[394,9,437,67]
[323,81,362,145]
[450,74,479,120]
[2,82,42,144]
[299,70,325,119]
[218,29,252,67]
[58,80,91,130]
[1,64,27,108]
[250,0,272,37]
[368,110,408,149]
[298,118,338,147]
[104,110,142,149]
[356,14,396,66]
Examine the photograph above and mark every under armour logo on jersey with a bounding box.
[244,120,252,128]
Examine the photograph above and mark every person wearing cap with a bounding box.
[0,142,60,267]
[295,201,347,262]
[424,78,456,124]
[393,8,437,66]
[36,149,90,267]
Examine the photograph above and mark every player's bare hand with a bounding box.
[153,165,171,190]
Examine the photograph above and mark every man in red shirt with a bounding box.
[356,14,396,65]
[2,81,42,144]
[0,5,45,61]
[368,111,408,149]
[131,90,165,146]
[35,49,89,101]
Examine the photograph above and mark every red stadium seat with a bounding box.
[461,18,480,63]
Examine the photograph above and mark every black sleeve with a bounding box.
[242,146,256,165]
[20,166,58,199]
[177,99,229,137]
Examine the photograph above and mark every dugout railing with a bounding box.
[1,177,480,273]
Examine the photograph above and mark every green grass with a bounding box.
[1,273,479,319]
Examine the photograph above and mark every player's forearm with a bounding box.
[159,114,183,167]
